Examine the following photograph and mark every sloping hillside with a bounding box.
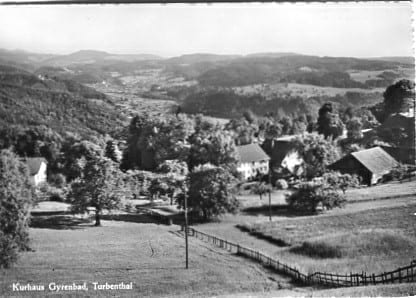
[0,65,126,139]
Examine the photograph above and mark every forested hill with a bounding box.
[0,65,126,140]
[168,55,414,87]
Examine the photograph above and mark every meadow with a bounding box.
[0,217,290,297]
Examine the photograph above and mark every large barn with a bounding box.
[329,147,398,186]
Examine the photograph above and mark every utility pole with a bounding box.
[413,95,416,165]
[184,193,189,269]
[268,163,272,222]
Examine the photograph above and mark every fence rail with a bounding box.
[181,226,416,288]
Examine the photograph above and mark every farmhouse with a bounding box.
[262,135,303,177]
[236,143,270,181]
[329,146,398,186]
[26,157,47,186]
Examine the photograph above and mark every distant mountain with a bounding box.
[368,56,415,65]
[166,53,242,65]
[246,52,300,58]
[42,50,163,66]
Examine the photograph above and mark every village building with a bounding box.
[27,157,47,186]
[236,143,270,181]
[329,146,398,186]
[262,135,303,177]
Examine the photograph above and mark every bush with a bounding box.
[275,179,288,190]
[290,241,342,258]
[286,182,346,213]
[48,173,66,188]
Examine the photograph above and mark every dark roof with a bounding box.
[26,158,47,176]
[351,147,398,174]
[237,143,270,163]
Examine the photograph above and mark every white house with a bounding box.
[27,158,47,186]
[236,143,270,181]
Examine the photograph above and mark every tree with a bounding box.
[383,79,415,116]
[178,165,240,221]
[188,125,239,172]
[251,182,272,200]
[321,171,359,194]
[286,181,346,213]
[0,149,33,268]
[317,103,344,139]
[68,156,124,226]
[105,140,122,163]
[371,80,415,123]
[346,117,363,141]
[293,133,340,179]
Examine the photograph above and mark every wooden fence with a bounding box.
[181,226,416,288]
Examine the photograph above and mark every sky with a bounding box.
[0,2,413,58]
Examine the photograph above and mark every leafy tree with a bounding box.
[148,176,170,201]
[317,103,344,139]
[121,114,194,171]
[371,79,415,123]
[68,156,124,226]
[0,149,33,268]
[346,117,363,141]
[286,181,346,213]
[251,182,272,200]
[293,133,340,179]
[156,159,188,176]
[225,118,258,145]
[60,139,103,181]
[383,79,415,116]
[105,140,121,163]
[188,124,239,172]
[321,171,359,194]
[179,164,240,220]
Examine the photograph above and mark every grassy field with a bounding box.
[238,203,416,274]
[345,180,416,202]
[0,217,292,297]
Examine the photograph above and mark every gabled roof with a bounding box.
[237,143,270,163]
[26,158,47,176]
[351,147,398,174]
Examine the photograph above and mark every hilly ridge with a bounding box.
[0,65,126,140]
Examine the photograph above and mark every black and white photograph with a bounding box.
[0,1,415,297]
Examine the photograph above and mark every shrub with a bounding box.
[290,241,342,258]
[286,182,346,213]
[48,173,66,188]
[275,179,288,190]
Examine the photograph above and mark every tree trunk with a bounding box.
[95,210,101,226]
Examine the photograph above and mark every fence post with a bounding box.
[372,273,376,285]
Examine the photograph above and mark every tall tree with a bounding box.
[178,165,239,220]
[317,103,344,139]
[293,133,340,179]
[346,117,363,141]
[0,149,33,268]
[68,156,124,226]
[188,123,239,172]
[383,79,415,116]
